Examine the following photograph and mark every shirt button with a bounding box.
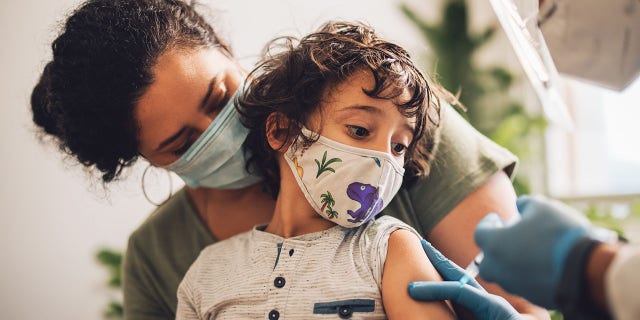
[273,276,286,288]
[338,305,353,319]
[268,309,280,320]
[289,249,294,256]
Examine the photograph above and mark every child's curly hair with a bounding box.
[238,21,445,198]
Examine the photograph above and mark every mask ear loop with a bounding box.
[141,164,173,206]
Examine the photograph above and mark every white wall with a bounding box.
[0,0,518,319]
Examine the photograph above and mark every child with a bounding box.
[176,21,457,319]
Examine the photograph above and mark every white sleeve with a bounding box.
[175,265,203,320]
[605,244,640,320]
[363,216,422,288]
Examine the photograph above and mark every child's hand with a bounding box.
[408,240,521,320]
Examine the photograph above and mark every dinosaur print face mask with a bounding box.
[283,128,405,228]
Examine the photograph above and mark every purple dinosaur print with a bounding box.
[346,182,382,223]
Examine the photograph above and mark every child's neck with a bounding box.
[264,163,336,238]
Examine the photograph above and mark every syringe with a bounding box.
[458,252,483,286]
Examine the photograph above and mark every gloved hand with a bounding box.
[474,195,592,309]
[408,239,521,320]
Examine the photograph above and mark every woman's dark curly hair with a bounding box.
[31,0,229,182]
[238,21,444,198]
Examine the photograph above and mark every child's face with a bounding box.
[308,70,416,163]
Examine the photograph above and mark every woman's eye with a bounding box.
[171,135,197,156]
[207,90,230,116]
[392,142,407,155]
[171,142,192,156]
[347,125,369,138]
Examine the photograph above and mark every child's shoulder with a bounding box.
[204,229,254,254]
[363,215,421,240]
[187,230,254,274]
[355,215,423,260]
[352,216,423,287]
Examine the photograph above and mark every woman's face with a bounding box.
[136,47,244,166]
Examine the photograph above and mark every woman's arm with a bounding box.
[381,229,457,320]
[123,234,174,320]
[428,171,550,319]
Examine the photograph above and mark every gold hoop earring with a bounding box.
[141,164,173,206]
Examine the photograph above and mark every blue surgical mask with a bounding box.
[162,88,262,189]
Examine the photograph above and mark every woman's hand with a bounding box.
[408,240,522,320]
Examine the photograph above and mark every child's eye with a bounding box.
[347,125,369,138]
[391,142,407,156]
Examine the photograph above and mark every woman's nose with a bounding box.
[194,115,215,133]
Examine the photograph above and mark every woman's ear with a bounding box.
[265,112,292,152]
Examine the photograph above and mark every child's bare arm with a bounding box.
[381,229,457,319]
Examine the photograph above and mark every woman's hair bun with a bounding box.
[31,61,61,137]
[29,0,231,183]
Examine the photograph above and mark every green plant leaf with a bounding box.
[96,248,124,319]
[104,300,123,319]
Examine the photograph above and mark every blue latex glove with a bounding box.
[474,195,591,309]
[408,239,521,320]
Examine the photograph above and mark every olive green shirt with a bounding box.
[122,105,517,319]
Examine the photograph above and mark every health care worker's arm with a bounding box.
[428,172,550,320]
[382,229,457,320]
[604,244,640,320]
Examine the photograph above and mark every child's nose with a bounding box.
[371,137,393,155]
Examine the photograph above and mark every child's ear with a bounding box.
[265,112,292,152]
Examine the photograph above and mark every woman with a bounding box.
[31,0,548,319]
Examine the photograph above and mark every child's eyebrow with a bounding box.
[336,104,416,137]
[332,105,378,125]
[338,104,382,114]
[337,105,416,135]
